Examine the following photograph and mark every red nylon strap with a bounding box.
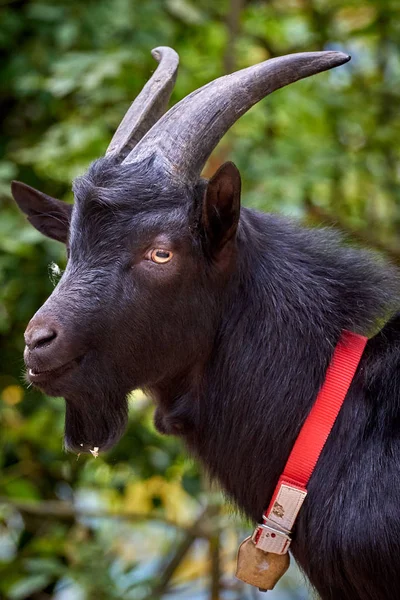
[265,330,367,517]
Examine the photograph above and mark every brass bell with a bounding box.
[236,536,290,591]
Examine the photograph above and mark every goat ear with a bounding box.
[11,181,72,244]
[202,161,241,255]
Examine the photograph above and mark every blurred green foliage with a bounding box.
[1,0,400,598]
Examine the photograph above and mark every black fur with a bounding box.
[12,155,400,600]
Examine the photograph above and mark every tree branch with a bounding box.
[224,0,245,73]
[0,496,207,536]
[149,506,212,599]
[209,529,221,600]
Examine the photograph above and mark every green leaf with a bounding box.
[8,574,52,600]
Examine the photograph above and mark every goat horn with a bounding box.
[123,51,350,179]
[106,46,179,160]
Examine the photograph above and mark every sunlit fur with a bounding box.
[14,154,400,600]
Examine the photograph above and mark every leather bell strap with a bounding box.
[253,330,368,554]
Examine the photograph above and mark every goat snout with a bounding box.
[24,315,61,360]
[25,323,57,351]
[24,314,82,387]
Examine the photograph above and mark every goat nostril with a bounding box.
[27,327,58,350]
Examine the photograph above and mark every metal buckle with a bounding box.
[252,521,291,555]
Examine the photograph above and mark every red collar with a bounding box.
[253,330,367,555]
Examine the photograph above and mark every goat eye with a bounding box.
[149,249,173,264]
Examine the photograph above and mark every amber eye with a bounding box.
[150,249,174,264]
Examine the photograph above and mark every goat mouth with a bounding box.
[27,356,82,384]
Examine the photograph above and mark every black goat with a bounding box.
[11,48,400,599]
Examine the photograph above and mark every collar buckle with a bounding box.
[252,520,291,555]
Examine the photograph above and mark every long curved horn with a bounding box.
[123,51,350,180]
[106,47,179,161]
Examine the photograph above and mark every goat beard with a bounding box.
[64,392,128,454]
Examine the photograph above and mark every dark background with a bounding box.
[1,0,399,598]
